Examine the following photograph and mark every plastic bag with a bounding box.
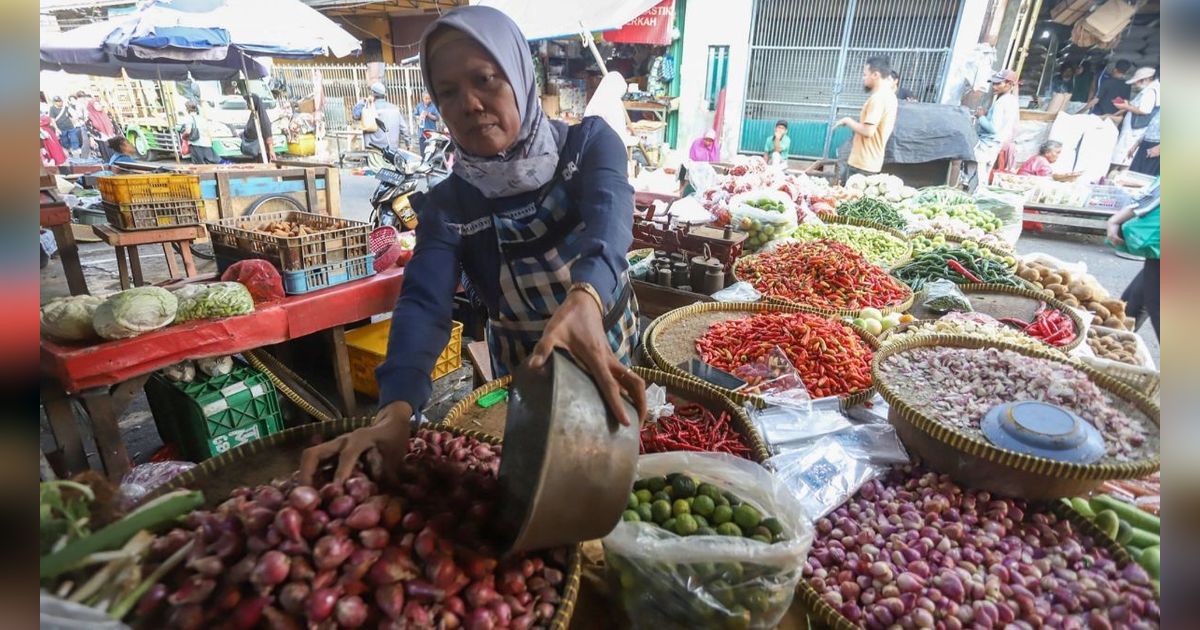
[768,438,885,521]
[843,392,892,425]
[40,592,130,630]
[604,452,814,630]
[774,424,909,466]
[175,282,254,322]
[748,399,850,453]
[197,355,234,378]
[922,278,973,313]
[666,194,715,226]
[728,189,799,251]
[220,259,285,303]
[687,161,719,192]
[646,383,674,419]
[733,347,812,411]
[119,461,197,507]
[163,360,196,383]
[975,186,1025,247]
[711,281,762,303]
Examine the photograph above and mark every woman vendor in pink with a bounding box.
[1017,140,1062,177]
[689,129,720,162]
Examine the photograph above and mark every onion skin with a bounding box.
[375,583,406,620]
[278,582,310,616]
[335,595,368,628]
[306,587,339,622]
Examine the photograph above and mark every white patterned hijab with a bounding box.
[420,6,566,199]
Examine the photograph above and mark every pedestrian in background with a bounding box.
[965,69,1019,191]
[837,56,898,183]
[183,101,219,165]
[414,91,441,155]
[49,96,79,156]
[1127,109,1159,177]
[1088,59,1132,117]
[1110,67,1159,171]
[763,120,790,165]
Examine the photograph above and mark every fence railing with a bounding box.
[272,63,428,134]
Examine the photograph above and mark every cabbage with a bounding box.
[92,287,178,340]
[174,282,255,322]
[40,295,103,341]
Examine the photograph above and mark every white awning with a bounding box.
[474,0,661,41]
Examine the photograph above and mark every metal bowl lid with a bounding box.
[980,401,1105,464]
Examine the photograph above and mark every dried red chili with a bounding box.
[736,239,910,311]
[640,401,752,458]
[695,311,874,398]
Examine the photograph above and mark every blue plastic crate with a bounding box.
[281,254,375,294]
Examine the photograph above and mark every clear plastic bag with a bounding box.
[40,592,130,630]
[687,161,719,192]
[767,439,885,521]
[748,399,850,452]
[666,194,715,226]
[163,360,196,383]
[604,452,814,630]
[733,347,812,410]
[728,189,799,251]
[119,460,197,507]
[843,392,892,425]
[975,186,1025,247]
[922,278,973,313]
[220,259,285,303]
[774,424,909,466]
[711,281,762,303]
[646,383,675,419]
[197,355,234,378]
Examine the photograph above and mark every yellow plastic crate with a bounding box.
[98,174,202,205]
[346,319,463,398]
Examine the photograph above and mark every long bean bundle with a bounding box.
[836,197,907,230]
[890,246,1020,292]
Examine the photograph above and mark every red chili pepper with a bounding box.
[946,259,984,284]
[737,240,909,310]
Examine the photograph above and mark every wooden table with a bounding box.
[92,224,205,289]
[41,266,406,480]
[40,189,89,295]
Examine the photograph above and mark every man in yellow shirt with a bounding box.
[836,56,898,183]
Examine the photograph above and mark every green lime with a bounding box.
[627,493,639,510]
[753,526,773,539]
[716,523,742,537]
[664,486,676,498]
[693,515,709,529]
[622,510,641,522]
[672,499,691,517]
[750,534,770,543]
[636,503,654,522]
[710,580,735,607]
[686,496,695,507]
[662,517,677,532]
[733,504,761,530]
[698,483,722,501]
[718,562,744,581]
[722,491,741,507]
[712,504,734,525]
[696,526,717,536]
[674,514,698,536]
[715,493,730,507]
[665,472,681,484]
[645,476,667,493]
[743,590,770,614]
[634,489,653,505]
[761,517,784,537]
[671,475,697,498]
[632,479,647,491]
[650,500,672,523]
[693,495,716,518]
[651,491,671,504]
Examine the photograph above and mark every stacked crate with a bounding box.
[97,174,204,230]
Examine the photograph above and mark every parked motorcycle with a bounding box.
[369,146,428,230]
[420,129,453,180]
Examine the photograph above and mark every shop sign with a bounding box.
[605,0,674,45]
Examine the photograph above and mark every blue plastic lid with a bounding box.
[980,401,1105,464]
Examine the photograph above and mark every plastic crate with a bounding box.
[143,363,283,461]
[98,173,202,205]
[1084,185,1133,211]
[346,319,463,398]
[207,211,371,272]
[102,199,203,230]
[73,205,108,225]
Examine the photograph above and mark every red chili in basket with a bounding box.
[1001,303,1076,347]
[640,401,752,458]
[737,240,910,311]
[695,311,874,398]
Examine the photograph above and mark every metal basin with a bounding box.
[496,349,639,555]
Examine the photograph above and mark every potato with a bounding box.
[1058,270,1073,285]
[1042,289,1056,299]
[1062,295,1081,308]
[1092,314,1104,325]
[1068,282,1094,302]
[1101,299,1125,315]
[1018,268,1041,283]
[1045,283,1068,296]
[1042,272,1064,286]
[1104,316,1125,329]
[1091,304,1111,321]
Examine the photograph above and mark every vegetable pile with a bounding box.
[909,234,1016,269]
[699,157,830,226]
[640,402,752,459]
[836,198,907,231]
[878,346,1155,461]
[890,246,1020,292]
[906,202,1003,233]
[998,303,1077,348]
[252,220,328,238]
[174,282,255,322]
[1086,328,1147,366]
[1016,259,1134,330]
[93,287,179,341]
[840,173,917,204]
[132,429,574,630]
[1066,495,1159,591]
[696,311,874,399]
[729,190,799,251]
[41,295,104,342]
[791,222,910,268]
[803,467,1160,628]
[622,473,787,542]
[736,240,911,312]
[882,312,1058,355]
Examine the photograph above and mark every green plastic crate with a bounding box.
[144,362,283,461]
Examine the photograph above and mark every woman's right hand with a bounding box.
[1106,220,1125,245]
[299,401,413,486]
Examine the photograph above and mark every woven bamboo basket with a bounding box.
[153,417,583,630]
[872,335,1160,500]
[732,252,915,318]
[439,369,771,463]
[905,283,1087,352]
[795,215,914,270]
[794,499,1139,629]
[644,301,882,410]
[876,318,1066,356]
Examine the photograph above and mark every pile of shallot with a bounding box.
[803,467,1159,629]
[135,429,570,629]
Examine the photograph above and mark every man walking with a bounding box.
[836,56,898,183]
[414,91,440,155]
[354,82,407,152]
[49,96,79,156]
[965,69,1019,191]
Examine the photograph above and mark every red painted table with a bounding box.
[41,266,405,480]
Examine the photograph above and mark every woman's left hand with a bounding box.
[528,290,646,427]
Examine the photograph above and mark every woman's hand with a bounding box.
[1106,220,1125,246]
[299,401,413,486]
[1147,144,1160,158]
[528,290,646,427]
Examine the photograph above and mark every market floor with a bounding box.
[39,177,1160,474]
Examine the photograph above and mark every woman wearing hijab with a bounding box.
[301,6,646,483]
[689,129,720,162]
[40,112,68,167]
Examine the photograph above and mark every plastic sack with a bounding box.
[687,161,719,192]
[41,592,130,630]
[922,279,973,313]
[749,398,850,453]
[975,186,1025,247]
[40,295,103,342]
[774,424,909,466]
[163,360,196,383]
[666,194,715,226]
[734,347,812,411]
[768,438,885,521]
[174,282,255,322]
[728,189,799,251]
[712,281,762,303]
[220,259,285,303]
[120,461,196,508]
[92,287,178,340]
[197,355,234,378]
[604,452,814,630]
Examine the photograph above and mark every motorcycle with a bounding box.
[420,129,453,179]
[369,146,428,231]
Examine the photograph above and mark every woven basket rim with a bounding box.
[645,302,881,409]
[876,318,1066,355]
[943,283,1088,352]
[872,334,1160,481]
[797,215,914,270]
[909,229,1017,258]
[732,251,916,317]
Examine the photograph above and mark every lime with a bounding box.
[636,503,654,523]
[671,475,697,498]
[712,504,734,525]
[672,499,691,517]
[674,514,698,536]
[733,504,761,530]
[634,489,653,505]
[651,491,671,504]
[753,526,773,539]
[693,495,716,517]
[717,562,744,581]
[693,515,709,529]
[762,517,784,537]
[627,493,639,510]
[722,491,741,507]
[698,483,722,501]
[650,500,672,523]
[750,534,770,543]
[715,493,730,507]
[696,526,717,536]
[716,523,742,537]
[632,479,647,491]
[622,509,640,522]
[662,517,677,532]
[743,590,770,614]
[645,476,667,493]
[710,580,735,607]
